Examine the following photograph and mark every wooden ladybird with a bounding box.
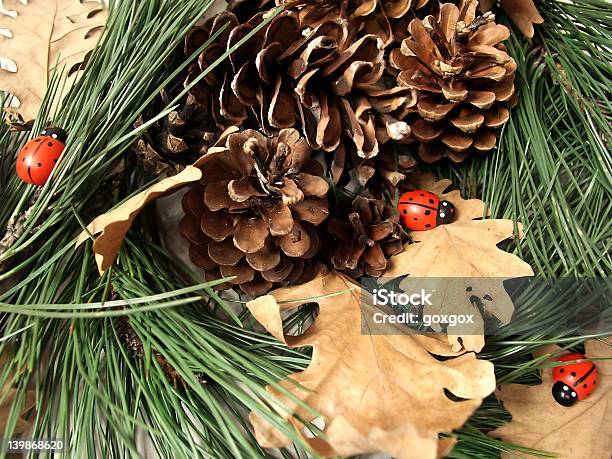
[398,190,456,231]
[552,353,598,407]
[16,126,67,186]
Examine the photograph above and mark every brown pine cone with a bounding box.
[179,128,329,297]
[283,0,433,46]
[184,12,246,129]
[326,195,405,277]
[184,8,407,161]
[355,145,417,197]
[390,0,516,162]
[226,0,275,21]
[136,90,219,170]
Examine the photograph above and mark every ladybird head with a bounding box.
[437,200,456,226]
[41,126,67,143]
[552,381,578,407]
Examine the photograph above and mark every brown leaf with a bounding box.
[76,166,203,273]
[501,0,544,39]
[385,173,533,352]
[246,269,496,458]
[490,339,612,458]
[0,0,107,120]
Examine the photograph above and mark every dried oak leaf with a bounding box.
[0,0,107,120]
[246,269,496,459]
[76,166,203,273]
[480,0,544,38]
[76,128,238,274]
[384,173,533,353]
[490,339,612,458]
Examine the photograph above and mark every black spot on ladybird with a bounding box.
[409,197,414,200]
[583,384,587,388]
[420,193,425,196]
[48,142,53,147]
[560,368,564,373]
[429,199,435,204]
[594,380,597,384]
[37,162,42,167]
[425,224,431,228]
[35,138,41,142]
[413,217,418,221]
[571,372,576,377]
[402,209,407,214]
[424,210,431,215]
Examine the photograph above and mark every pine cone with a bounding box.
[185,9,403,160]
[284,0,433,46]
[355,145,417,197]
[184,12,247,129]
[226,0,275,21]
[179,128,329,297]
[390,0,516,162]
[326,195,405,277]
[137,90,219,169]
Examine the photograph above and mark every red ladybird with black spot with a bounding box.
[552,353,598,407]
[398,190,456,231]
[16,127,67,186]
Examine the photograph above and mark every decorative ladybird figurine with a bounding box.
[552,353,598,407]
[398,190,456,231]
[16,126,67,186]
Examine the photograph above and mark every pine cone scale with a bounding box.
[245,239,281,271]
[234,217,269,253]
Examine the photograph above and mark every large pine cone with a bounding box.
[226,0,275,21]
[179,128,329,297]
[390,0,516,162]
[326,196,405,277]
[282,0,433,46]
[184,9,409,160]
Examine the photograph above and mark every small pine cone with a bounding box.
[179,128,329,297]
[325,196,405,277]
[390,0,516,162]
[185,9,392,161]
[116,317,205,384]
[137,90,219,168]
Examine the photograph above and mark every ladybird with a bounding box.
[552,353,598,407]
[398,190,456,231]
[16,126,67,186]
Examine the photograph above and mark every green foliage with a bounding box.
[0,0,610,458]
